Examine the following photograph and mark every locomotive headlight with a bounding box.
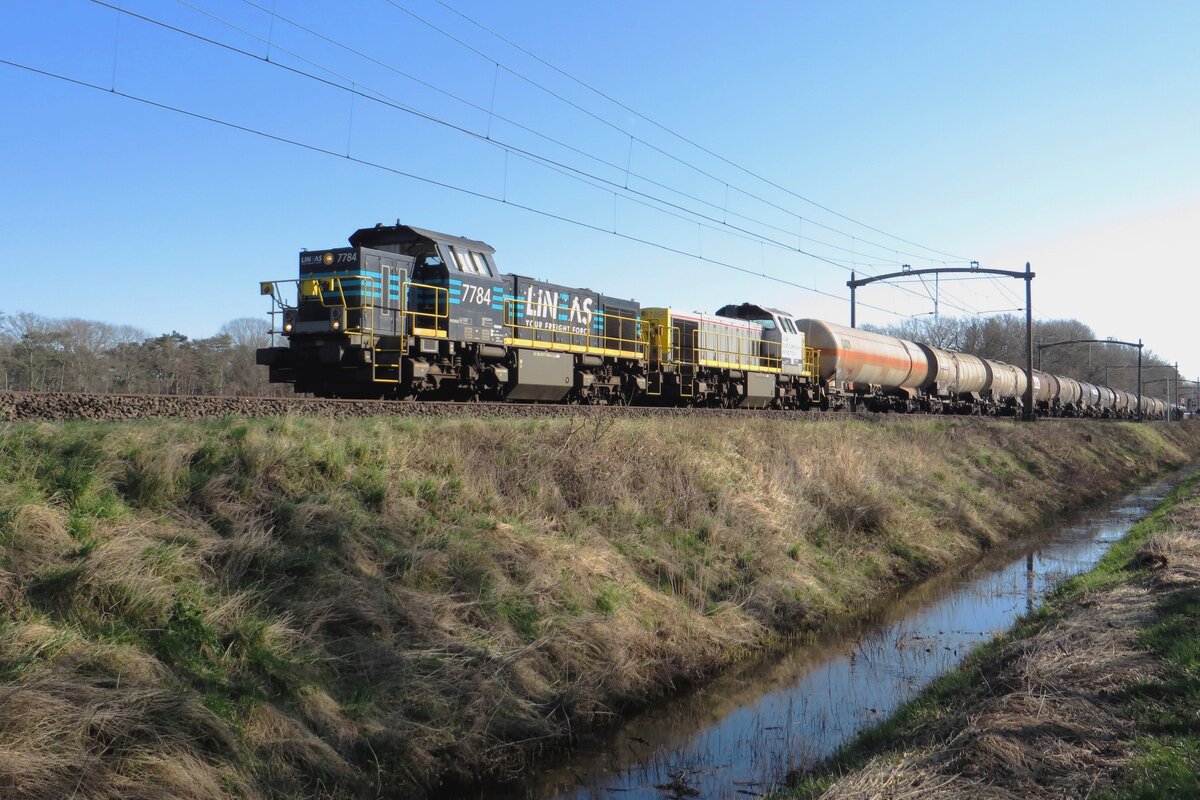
[332,320,341,330]
[284,322,294,333]
[283,309,297,334]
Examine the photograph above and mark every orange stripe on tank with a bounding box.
[817,348,924,371]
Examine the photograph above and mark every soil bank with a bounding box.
[1,415,1199,798]
[783,466,1200,800]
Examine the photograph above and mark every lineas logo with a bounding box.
[522,287,594,325]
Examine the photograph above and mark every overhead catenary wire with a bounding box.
[0,55,920,320]
[232,0,831,254]
[96,0,988,317]
[177,0,929,278]
[232,0,970,274]
[993,279,1025,307]
[413,1,1011,319]
[378,0,972,266]
[187,0,991,317]
[432,0,976,265]
[8,6,1175,370]
[13,2,1023,326]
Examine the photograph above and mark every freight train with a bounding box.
[256,223,1177,420]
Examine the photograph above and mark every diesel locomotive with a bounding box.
[256,223,1175,419]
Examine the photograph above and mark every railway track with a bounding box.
[0,390,837,423]
[0,390,1130,425]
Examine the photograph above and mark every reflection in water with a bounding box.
[471,470,1189,800]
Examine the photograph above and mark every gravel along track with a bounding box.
[1,391,849,424]
[2,391,1115,425]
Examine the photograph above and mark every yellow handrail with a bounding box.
[503,297,644,356]
[643,322,682,366]
[403,280,449,335]
[261,274,405,383]
[804,346,820,379]
[689,327,782,372]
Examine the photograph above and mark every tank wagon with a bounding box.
[257,224,1172,419]
[781,319,927,411]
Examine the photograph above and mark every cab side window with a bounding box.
[449,246,472,274]
[380,266,392,316]
[446,246,494,277]
[469,251,493,277]
[780,318,796,334]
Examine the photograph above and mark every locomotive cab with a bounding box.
[348,223,506,349]
[716,303,815,377]
[255,244,413,395]
[292,247,409,337]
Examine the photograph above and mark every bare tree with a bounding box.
[870,314,1179,397]
[218,317,270,349]
[219,317,273,395]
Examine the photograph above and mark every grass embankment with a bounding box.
[783,467,1200,800]
[1,416,1198,799]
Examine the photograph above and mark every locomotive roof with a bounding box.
[347,223,496,254]
[718,302,797,318]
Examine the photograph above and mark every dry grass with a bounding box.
[1,416,1199,798]
[1129,531,1200,584]
[806,504,1200,800]
[5,504,73,583]
[811,756,1026,800]
[0,665,245,800]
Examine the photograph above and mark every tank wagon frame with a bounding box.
[257,224,1178,419]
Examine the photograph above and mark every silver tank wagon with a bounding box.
[796,319,928,390]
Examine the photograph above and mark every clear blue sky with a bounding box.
[2,1,1198,378]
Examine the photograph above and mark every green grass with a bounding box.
[1097,586,1200,800]
[781,470,1200,800]
[594,581,629,614]
[2,416,1199,800]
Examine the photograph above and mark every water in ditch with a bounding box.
[464,467,1193,800]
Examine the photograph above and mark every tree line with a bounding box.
[865,314,1193,404]
[0,312,284,396]
[1,309,1192,405]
